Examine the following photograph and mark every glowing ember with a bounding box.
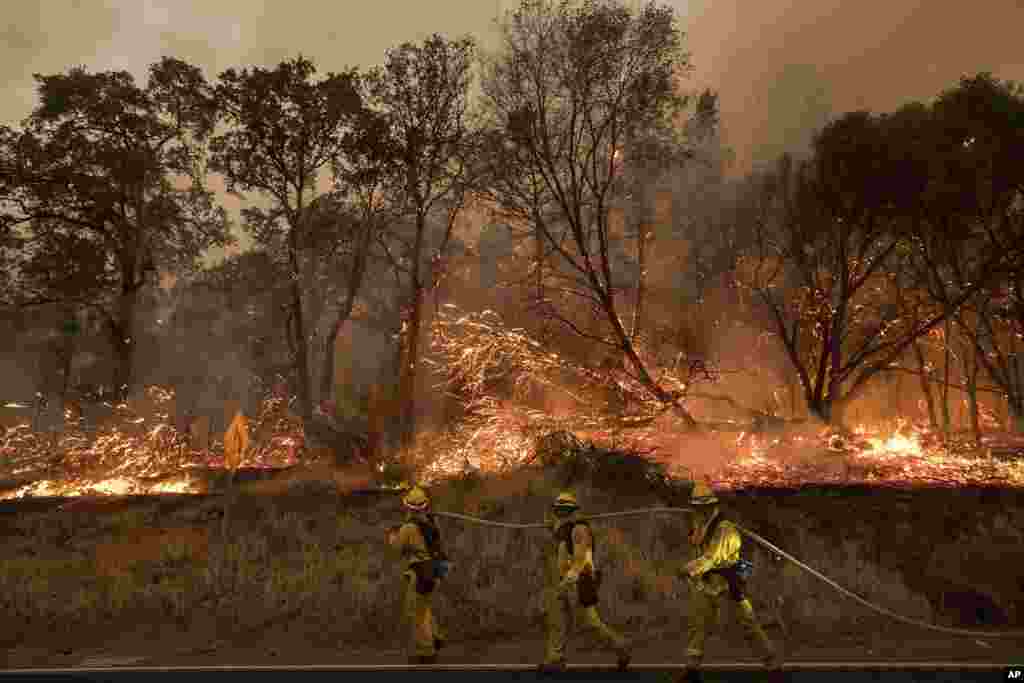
[148,476,199,494]
[2,327,1023,501]
[0,382,307,499]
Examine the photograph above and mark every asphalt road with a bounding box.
[0,663,1017,682]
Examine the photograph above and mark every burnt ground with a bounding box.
[2,479,1023,669]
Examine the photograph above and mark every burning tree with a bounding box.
[920,74,1024,433]
[363,34,478,453]
[738,87,1018,427]
[477,0,704,428]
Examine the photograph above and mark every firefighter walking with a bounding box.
[388,486,450,664]
[540,490,632,673]
[677,480,781,682]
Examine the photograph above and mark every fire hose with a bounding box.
[430,508,1024,639]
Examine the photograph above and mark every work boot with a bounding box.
[409,655,438,665]
[537,659,566,674]
[679,655,704,683]
[672,669,703,683]
[434,637,445,651]
[615,646,632,671]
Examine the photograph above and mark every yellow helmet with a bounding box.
[552,490,579,511]
[402,486,431,512]
[690,480,719,506]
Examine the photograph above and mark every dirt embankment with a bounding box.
[2,468,1022,668]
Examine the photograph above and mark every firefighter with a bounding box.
[540,490,632,673]
[388,485,450,665]
[677,480,781,682]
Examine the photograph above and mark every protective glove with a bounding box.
[682,559,702,579]
[433,559,452,579]
[560,572,579,592]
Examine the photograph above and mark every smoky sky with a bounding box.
[2,0,1021,249]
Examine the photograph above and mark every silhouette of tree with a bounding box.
[0,58,231,400]
[478,0,703,428]
[209,56,363,424]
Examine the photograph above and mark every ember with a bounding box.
[0,384,304,500]
[2,328,1023,499]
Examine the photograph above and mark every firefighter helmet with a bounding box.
[690,480,719,506]
[402,486,431,512]
[552,490,579,512]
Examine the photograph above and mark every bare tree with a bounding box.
[478,0,703,427]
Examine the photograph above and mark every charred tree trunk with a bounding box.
[535,225,548,341]
[110,281,140,402]
[319,219,375,403]
[59,309,76,407]
[913,341,939,430]
[941,318,952,442]
[304,246,324,408]
[1010,353,1024,433]
[961,338,982,445]
[397,213,428,452]
[789,376,799,419]
[288,223,314,425]
[629,214,648,342]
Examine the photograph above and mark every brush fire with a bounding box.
[3,308,1022,502]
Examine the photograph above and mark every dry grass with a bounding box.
[9,459,1006,654]
[0,467,716,651]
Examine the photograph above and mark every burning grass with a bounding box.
[724,421,1024,490]
[0,384,305,500]
[4,305,1022,500]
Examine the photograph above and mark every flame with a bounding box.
[864,431,922,457]
[2,316,1023,501]
[0,381,306,500]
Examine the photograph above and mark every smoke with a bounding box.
[684,0,1024,175]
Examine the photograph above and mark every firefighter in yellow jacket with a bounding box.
[540,490,632,673]
[388,486,449,664]
[677,480,780,682]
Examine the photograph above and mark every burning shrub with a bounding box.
[428,305,608,415]
[0,382,310,499]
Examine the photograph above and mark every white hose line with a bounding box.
[2,662,1016,673]
[431,507,1024,639]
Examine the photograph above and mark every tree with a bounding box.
[478,0,702,427]
[741,86,1016,426]
[209,56,363,425]
[161,248,294,428]
[317,108,396,407]
[364,34,477,451]
[0,58,231,401]
[926,75,1024,431]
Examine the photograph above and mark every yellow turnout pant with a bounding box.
[686,581,774,664]
[402,571,446,658]
[543,581,628,664]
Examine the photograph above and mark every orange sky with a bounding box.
[2,0,1021,246]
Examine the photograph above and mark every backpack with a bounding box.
[413,516,447,561]
[409,516,450,593]
[700,515,754,601]
[554,520,595,560]
[554,520,602,606]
